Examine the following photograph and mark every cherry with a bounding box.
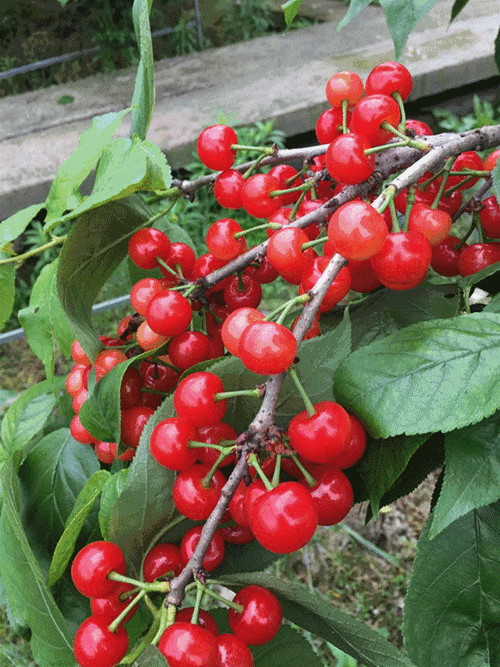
[128,227,171,270]
[220,307,265,355]
[350,94,401,146]
[206,218,247,261]
[241,173,281,218]
[219,523,254,545]
[328,413,367,469]
[94,349,127,382]
[347,258,382,293]
[119,367,142,410]
[70,415,96,445]
[136,321,169,351]
[315,106,344,144]
[216,633,254,667]
[325,133,375,185]
[142,543,183,582]
[405,119,432,136]
[94,441,119,465]
[447,151,483,189]
[247,256,280,284]
[197,124,238,171]
[300,257,351,312]
[238,321,297,375]
[71,541,126,599]
[484,148,500,172]
[146,290,193,337]
[458,242,500,277]
[159,242,197,282]
[173,463,227,520]
[130,278,163,316]
[268,164,303,206]
[407,203,452,246]
[228,585,282,646]
[223,273,262,311]
[174,372,227,427]
[480,196,500,238]
[149,417,198,471]
[180,526,226,572]
[192,253,231,293]
[71,340,91,366]
[196,422,237,467]
[365,61,413,100]
[158,622,219,667]
[168,331,210,371]
[73,616,128,667]
[72,387,89,414]
[325,71,364,107]
[328,200,388,260]
[242,478,268,524]
[66,363,89,397]
[288,401,352,464]
[229,480,251,526]
[90,582,137,624]
[370,231,432,290]
[431,235,462,277]
[175,608,219,635]
[140,360,180,393]
[214,169,245,209]
[267,227,311,284]
[120,406,154,449]
[249,481,318,553]
[302,467,354,526]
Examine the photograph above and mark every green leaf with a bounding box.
[98,469,130,541]
[0,459,77,667]
[18,428,100,554]
[221,573,415,667]
[358,433,429,516]
[216,534,283,578]
[484,292,500,313]
[57,195,151,361]
[18,259,74,386]
[253,625,323,666]
[429,412,500,538]
[135,646,168,666]
[0,203,45,248]
[281,0,303,27]
[334,313,500,438]
[44,108,131,221]
[337,0,373,31]
[131,0,155,140]
[0,378,64,457]
[404,502,500,667]
[48,470,110,587]
[0,254,15,331]
[141,139,172,191]
[379,0,442,59]
[450,0,470,22]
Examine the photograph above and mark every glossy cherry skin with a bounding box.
[168,331,210,371]
[70,415,96,445]
[120,406,154,449]
[302,467,354,526]
[140,361,180,393]
[238,321,297,375]
[431,235,461,277]
[173,464,227,520]
[325,71,364,107]
[300,258,351,312]
[160,242,197,282]
[73,616,128,667]
[196,422,237,467]
[149,417,198,471]
[158,622,219,667]
[268,164,303,206]
[484,148,500,171]
[146,290,193,337]
[216,633,254,666]
[405,119,432,136]
[480,196,500,238]
[228,585,282,646]
[326,133,375,185]
[223,273,262,311]
[349,94,401,146]
[206,218,247,261]
[249,481,318,553]
[447,151,483,189]
[315,106,344,144]
[197,124,238,171]
[241,173,281,218]
[174,372,227,427]
[327,414,367,469]
[407,203,452,246]
[458,242,500,276]
[347,258,382,293]
[90,582,137,624]
[288,401,352,464]
[219,523,254,545]
[267,227,311,284]
[71,339,91,366]
[71,541,126,599]
[365,61,413,100]
[180,526,226,572]
[221,307,265,356]
[94,349,127,381]
[142,543,183,582]
[175,608,219,635]
[214,169,245,209]
[128,227,171,270]
[370,231,432,290]
[328,200,388,261]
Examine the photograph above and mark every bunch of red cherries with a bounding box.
[66,60,500,666]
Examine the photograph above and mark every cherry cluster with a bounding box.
[64,59,500,666]
[71,540,282,667]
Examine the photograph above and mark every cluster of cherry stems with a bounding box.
[66,61,500,666]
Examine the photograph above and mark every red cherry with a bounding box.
[480,196,500,238]
[238,321,297,375]
[173,464,227,520]
[216,633,254,667]
[136,321,168,351]
[70,415,96,445]
[221,307,265,356]
[128,227,171,270]
[71,541,126,599]
[143,543,183,582]
[146,290,193,337]
[174,372,227,427]
[175,608,219,635]
[407,203,452,246]
[447,151,483,190]
[206,218,247,261]
[168,331,210,371]
[431,235,462,277]
[288,401,352,464]
[300,257,351,312]
[192,253,231,293]
[90,582,137,624]
[365,61,413,101]
[214,169,245,209]
[180,526,226,572]
[350,94,401,146]
[268,164,303,206]
[484,148,500,172]
[347,258,382,293]
[130,278,163,316]
[119,367,142,410]
[71,340,91,366]
[228,585,282,646]
[241,173,281,218]
[219,523,254,545]
[249,482,318,553]
[94,349,127,382]
[325,133,375,185]
[223,273,262,311]
[327,414,367,469]
[328,200,388,260]
[94,441,118,465]
[370,231,432,290]
[140,361,180,393]
[196,422,237,467]
[267,227,311,284]
[197,124,238,171]
[149,417,198,471]
[458,243,500,277]
[158,622,219,667]
[120,406,154,449]
[405,119,432,136]
[159,242,197,282]
[66,364,88,397]
[302,467,354,526]
[325,71,364,107]
[315,106,344,144]
[73,616,128,667]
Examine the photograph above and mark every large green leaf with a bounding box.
[18,259,75,385]
[48,470,110,587]
[334,313,500,438]
[18,428,100,554]
[0,378,64,458]
[0,203,45,249]
[0,254,15,331]
[253,625,323,666]
[404,502,500,667]
[0,460,77,667]
[379,0,442,59]
[57,195,151,361]
[131,0,155,139]
[337,0,373,31]
[44,108,131,222]
[429,412,500,539]
[358,433,429,516]
[98,469,130,541]
[220,573,415,667]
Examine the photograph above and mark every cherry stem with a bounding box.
[120,612,162,664]
[403,184,416,233]
[364,139,409,155]
[191,582,205,625]
[108,572,147,588]
[276,296,307,326]
[381,121,409,142]
[155,256,178,277]
[288,367,316,417]
[287,450,317,487]
[234,222,278,239]
[195,582,244,613]
[188,439,235,452]
[215,388,262,401]
[151,604,169,645]
[247,453,274,491]
[444,173,485,197]
[289,188,308,220]
[270,181,313,198]
[265,293,310,324]
[230,143,274,155]
[271,454,282,487]
[388,197,401,233]
[108,589,146,634]
[341,99,349,134]
[143,514,187,566]
[243,152,271,179]
[393,91,406,131]
[0,235,67,267]
[202,455,228,488]
[301,236,328,250]
[431,157,454,209]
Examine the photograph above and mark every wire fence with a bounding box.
[0,0,204,81]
